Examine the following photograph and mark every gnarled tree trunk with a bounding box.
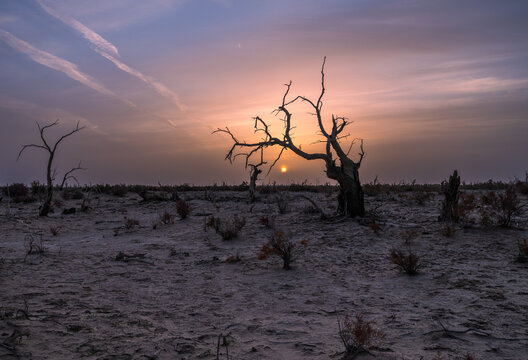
[40,152,55,216]
[326,160,364,217]
[248,166,262,203]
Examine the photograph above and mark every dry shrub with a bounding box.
[153,211,175,229]
[458,193,477,221]
[259,215,275,229]
[275,192,289,214]
[338,313,385,357]
[442,225,456,237]
[115,217,140,236]
[25,234,45,255]
[258,231,307,270]
[31,180,46,195]
[49,226,60,236]
[161,211,175,224]
[413,191,433,205]
[5,183,28,197]
[206,214,246,240]
[176,199,191,219]
[5,183,36,203]
[369,220,381,234]
[390,248,420,274]
[124,217,140,230]
[480,186,523,227]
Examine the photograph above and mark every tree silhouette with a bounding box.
[215,58,365,217]
[18,120,84,216]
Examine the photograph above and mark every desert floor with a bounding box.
[1,188,527,359]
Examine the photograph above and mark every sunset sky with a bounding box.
[1,0,527,186]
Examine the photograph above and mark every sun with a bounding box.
[280,166,287,173]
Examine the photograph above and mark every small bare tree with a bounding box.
[18,120,84,216]
[214,58,365,217]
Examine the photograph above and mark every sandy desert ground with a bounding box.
[1,187,527,359]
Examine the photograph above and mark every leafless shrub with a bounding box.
[5,183,36,203]
[413,191,433,205]
[5,183,28,198]
[369,220,381,234]
[458,193,477,222]
[153,211,175,229]
[25,234,45,255]
[114,217,140,236]
[276,192,290,214]
[338,313,385,358]
[258,230,308,270]
[479,185,524,227]
[442,225,456,237]
[62,188,84,200]
[390,248,421,274]
[161,211,175,224]
[49,226,60,236]
[259,215,275,228]
[124,217,140,230]
[206,214,246,240]
[31,181,45,196]
[176,199,191,219]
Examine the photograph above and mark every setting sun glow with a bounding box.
[281,166,288,173]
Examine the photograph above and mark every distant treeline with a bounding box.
[2,178,527,201]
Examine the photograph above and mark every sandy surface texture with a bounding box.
[1,189,527,359]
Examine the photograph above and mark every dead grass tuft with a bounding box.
[338,313,385,357]
[206,214,246,240]
[390,248,421,275]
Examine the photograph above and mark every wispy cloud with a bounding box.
[37,0,119,57]
[0,94,104,134]
[0,14,17,25]
[95,49,186,111]
[38,0,186,111]
[0,29,134,107]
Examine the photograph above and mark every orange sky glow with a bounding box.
[1,1,527,185]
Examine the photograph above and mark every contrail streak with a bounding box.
[38,0,185,111]
[0,29,135,107]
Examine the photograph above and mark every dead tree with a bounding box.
[214,57,365,217]
[439,170,460,222]
[18,120,84,216]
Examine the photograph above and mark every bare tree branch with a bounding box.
[60,161,85,189]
